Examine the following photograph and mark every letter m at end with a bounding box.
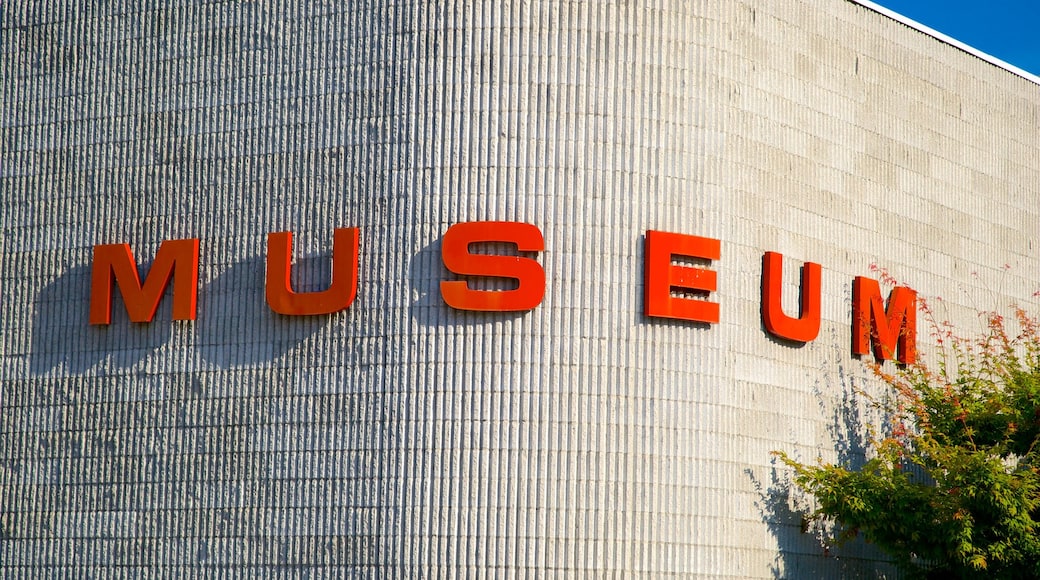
[89,239,200,324]
[852,276,917,364]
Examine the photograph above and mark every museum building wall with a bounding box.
[3,0,1040,576]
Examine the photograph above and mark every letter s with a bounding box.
[440,221,545,312]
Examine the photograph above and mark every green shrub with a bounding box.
[777,306,1040,579]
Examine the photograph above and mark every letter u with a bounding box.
[266,228,360,315]
[761,251,821,343]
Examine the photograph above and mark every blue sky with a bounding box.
[871,0,1040,76]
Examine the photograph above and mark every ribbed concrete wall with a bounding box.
[2,0,1039,577]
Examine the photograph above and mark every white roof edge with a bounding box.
[848,0,1040,86]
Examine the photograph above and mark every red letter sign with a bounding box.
[762,252,821,342]
[440,221,545,311]
[644,230,721,323]
[266,228,360,315]
[852,276,917,363]
[90,239,200,324]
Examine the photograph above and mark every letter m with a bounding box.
[852,276,916,364]
[89,239,200,324]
